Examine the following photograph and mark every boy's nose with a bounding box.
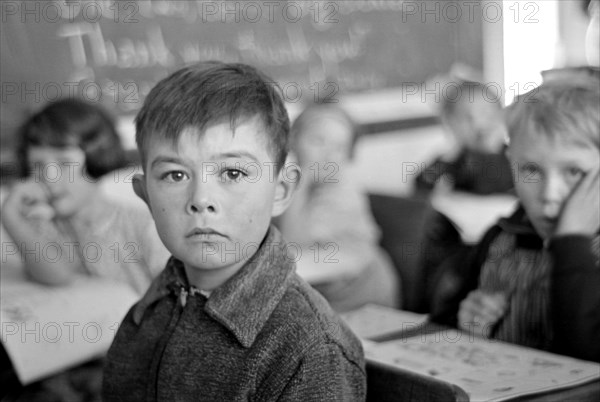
[187,199,216,214]
[186,179,218,215]
[541,174,568,217]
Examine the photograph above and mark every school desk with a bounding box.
[0,263,138,385]
[366,322,600,402]
[366,356,600,402]
[341,305,600,402]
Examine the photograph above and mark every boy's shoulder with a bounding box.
[203,226,364,368]
[269,272,365,365]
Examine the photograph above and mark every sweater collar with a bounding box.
[496,205,544,249]
[133,226,296,348]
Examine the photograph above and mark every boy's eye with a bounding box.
[222,169,246,182]
[566,167,584,178]
[162,171,189,183]
[521,163,539,175]
[518,162,542,183]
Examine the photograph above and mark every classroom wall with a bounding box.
[557,0,593,66]
[354,125,448,196]
[0,0,483,176]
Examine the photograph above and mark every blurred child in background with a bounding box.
[430,78,600,362]
[277,103,401,312]
[1,99,169,295]
[416,79,513,195]
[416,78,516,312]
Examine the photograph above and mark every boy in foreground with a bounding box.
[102,62,366,400]
[430,77,600,362]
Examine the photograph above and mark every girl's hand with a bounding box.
[458,290,507,338]
[555,164,600,237]
[6,180,55,220]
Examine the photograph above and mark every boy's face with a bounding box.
[508,132,599,239]
[134,116,297,278]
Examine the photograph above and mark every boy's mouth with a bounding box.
[186,227,227,239]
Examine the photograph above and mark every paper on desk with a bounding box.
[340,304,427,340]
[0,274,138,384]
[365,329,600,402]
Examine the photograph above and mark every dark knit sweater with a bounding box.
[102,227,366,401]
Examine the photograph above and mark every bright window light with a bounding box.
[502,0,559,105]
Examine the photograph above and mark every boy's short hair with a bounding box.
[18,98,126,179]
[291,103,359,158]
[505,78,600,148]
[135,61,290,170]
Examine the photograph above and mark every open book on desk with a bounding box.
[363,327,600,402]
[0,270,138,384]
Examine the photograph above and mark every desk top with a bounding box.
[0,269,137,384]
[342,306,600,402]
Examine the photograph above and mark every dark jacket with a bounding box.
[102,227,366,401]
[430,207,600,362]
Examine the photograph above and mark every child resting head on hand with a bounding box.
[2,99,169,294]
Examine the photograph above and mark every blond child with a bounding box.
[430,78,600,362]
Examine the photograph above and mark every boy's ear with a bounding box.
[132,173,151,210]
[271,158,301,217]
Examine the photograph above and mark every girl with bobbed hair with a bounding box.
[2,98,168,294]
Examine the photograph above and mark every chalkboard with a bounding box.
[0,0,482,166]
